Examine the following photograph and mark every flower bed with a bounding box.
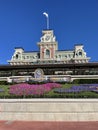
[9,83,61,97]
[1,83,98,98]
[54,84,98,93]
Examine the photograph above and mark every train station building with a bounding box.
[8,29,90,65]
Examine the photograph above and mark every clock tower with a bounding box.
[38,30,58,62]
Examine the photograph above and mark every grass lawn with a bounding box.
[0,85,10,97]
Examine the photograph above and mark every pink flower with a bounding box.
[9,83,61,96]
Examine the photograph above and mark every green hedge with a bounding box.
[1,92,98,98]
[0,81,15,85]
[72,79,98,84]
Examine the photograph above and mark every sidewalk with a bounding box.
[0,121,98,130]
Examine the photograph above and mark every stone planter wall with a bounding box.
[0,99,98,121]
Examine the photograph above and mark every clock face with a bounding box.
[45,35,50,41]
[34,69,43,78]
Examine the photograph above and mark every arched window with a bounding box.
[46,49,50,55]
[15,52,20,59]
[79,51,82,56]
[46,49,50,58]
[16,54,18,59]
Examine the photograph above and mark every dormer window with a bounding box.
[79,51,82,56]
[15,52,21,59]
[16,54,19,59]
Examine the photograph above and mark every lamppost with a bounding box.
[43,12,49,30]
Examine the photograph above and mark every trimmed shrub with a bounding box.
[72,79,98,84]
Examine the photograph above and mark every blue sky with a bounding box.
[0,0,98,64]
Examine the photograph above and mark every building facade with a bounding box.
[8,29,90,65]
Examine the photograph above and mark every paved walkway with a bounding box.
[0,121,98,130]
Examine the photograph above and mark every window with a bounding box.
[79,51,82,56]
[68,54,71,58]
[59,55,61,58]
[27,56,29,59]
[46,49,50,58]
[16,54,18,59]
[15,52,20,59]
[46,49,50,55]
[55,55,57,58]
[65,55,67,58]
[22,56,25,59]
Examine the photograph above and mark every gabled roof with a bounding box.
[23,51,39,53]
[74,44,83,46]
[15,47,24,50]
